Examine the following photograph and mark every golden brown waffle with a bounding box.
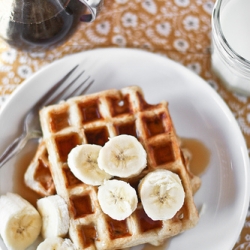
[39,86,200,249]
[24,140,200,199]
[24,140,56,197]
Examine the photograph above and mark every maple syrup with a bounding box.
[78,99,103,124]
[12,141,42,207]
[64,167,82,187]
[70,194,94,219]
[143,113,166,138]
[49,107,70,132]
[78,225,98,248]
[55,133,81,162]
[0,0,85,51]
[115,121,137,138]
[150,141,175,166]
[135,208,163,233]
[107,217,131,239]
[181,137,210,176]
[85,127,109,146]
[34,158,53,190]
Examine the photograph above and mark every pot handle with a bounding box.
[78,0,103,22]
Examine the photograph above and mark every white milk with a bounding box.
[211,0,250,95]
[220,0,250,61]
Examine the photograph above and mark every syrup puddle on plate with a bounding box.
[181,137,210,176]
[12,140,42,207]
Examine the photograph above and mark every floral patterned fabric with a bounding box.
[0,0,249,249]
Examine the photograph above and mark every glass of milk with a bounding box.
[211,0,250,95]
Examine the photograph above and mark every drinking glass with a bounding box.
[211,0,250,95]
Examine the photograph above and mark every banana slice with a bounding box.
[37,194,70,239]
[68,144,112,186]
[98,179,138,220]
[98,135,147,178]
[139,169,185,220]
[37,237,76,250]
[0,192,42,250]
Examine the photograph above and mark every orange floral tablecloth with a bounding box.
[0,0,249,249]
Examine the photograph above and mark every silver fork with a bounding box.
[0,65,94,168]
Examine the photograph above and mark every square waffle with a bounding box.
[38,86,200,249]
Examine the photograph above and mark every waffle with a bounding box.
[24,140,56,197]
[38,86,200,249]
[24,138,200,198]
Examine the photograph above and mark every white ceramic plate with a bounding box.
[0,48,249,250]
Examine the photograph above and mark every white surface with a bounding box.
[0,48,249,250]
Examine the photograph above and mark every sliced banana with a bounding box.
[98,134,147,178]
[37,237,76,250]
[139,169,185,221]
[0,192,42,250]
[37,194,70,239]
[98,179,138,220]
[68,144,112,186]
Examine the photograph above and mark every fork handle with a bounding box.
[0,130,41,168]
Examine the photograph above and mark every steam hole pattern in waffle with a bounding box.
[27,86,200,249]
[24,140,56,197]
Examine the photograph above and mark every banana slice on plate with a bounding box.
[37,237,76,250]
[139,169,185,221]
[98,134,147,178]
[37,194,70,239]
[0,192,42,250]
[68,144,112,186]
[98,179,138,220]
